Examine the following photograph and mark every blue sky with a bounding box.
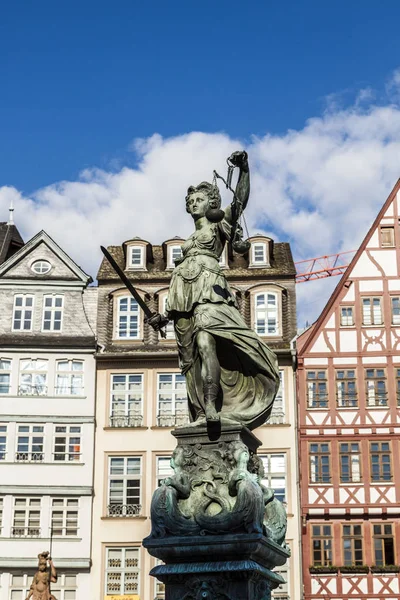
[2,1,400,326]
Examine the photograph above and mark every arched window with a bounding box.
[117,296,140,339]
[254,292,279,336]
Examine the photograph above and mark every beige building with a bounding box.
[91,234,301,600]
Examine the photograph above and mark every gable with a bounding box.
[1,241,80,281]
[298,179,400,355]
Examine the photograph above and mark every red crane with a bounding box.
[295,250,355,283]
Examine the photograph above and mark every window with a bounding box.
[0,425,6,461]
[340,443,361,483]
[154,559,166,599]
[0,358,11,393]
[370,441,392,482]
[10,574,35,600]
[105,547,140,596]
[31,260,51,274]
[272,564,289,600]
[156,456,173,488]
[343,524,363,565]
[12,498,41,537]
[110,374,143,427]
[373,523,395,566]
[259,453,286,503]
[340,306,354,326]
[42,295,63,331]
[254,292,279,336]
[396,369,400,406]
[53,426,81,462]
[16,425,44,462]
[366,369,387,406]
[391,297,400,325]
[251,242,267,265]
[13,295,34,331]
[161,296,175,339]
[157,373,189,426]
[55,360,84,395]
[309,443,330,483]
[129,246,144,268]
[168,245,183,268]
[362,297,382,325]
[268,370,285,424]
[19,359,48,395]
[336,370,357,407]
[219,246,228,268]
[50,574,77,600]
[380,226,395,247]
[51,498,78,536]
[312,525,332,566]
[307,371,328,408]
[108,456,142,516]
[117,297,140,339]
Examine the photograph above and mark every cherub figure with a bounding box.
[25,552,57,600]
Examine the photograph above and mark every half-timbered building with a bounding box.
[297,181,400,600]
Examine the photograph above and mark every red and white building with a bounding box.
[297,181,400,600]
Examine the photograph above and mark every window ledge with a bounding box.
[101,516,147,521]
[52,536,82,542]
[104,426,149,431]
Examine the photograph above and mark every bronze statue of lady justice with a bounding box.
[147,151,280,429]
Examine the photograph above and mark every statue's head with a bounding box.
[185,182,224,223]
[37,551,49,571]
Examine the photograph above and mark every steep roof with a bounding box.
[297,178,400,354]
[97,242,296,281]
[0,222,24,264]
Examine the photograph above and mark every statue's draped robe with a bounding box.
[166,218,280,430]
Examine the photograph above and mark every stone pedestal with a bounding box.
[143,424,290,600]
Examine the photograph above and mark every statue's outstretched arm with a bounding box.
[224,151,250,225]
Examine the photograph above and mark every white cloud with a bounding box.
[2,73,400,327]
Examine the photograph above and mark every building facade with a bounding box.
[297,182,400,600]
[0,229,97,600]
[91,233,301,600]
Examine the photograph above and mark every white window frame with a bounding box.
[19,358,48,396]
[12,497,41,537]
[51,498,79,537]
[272,562,290,600]
[55,359,84,396]
[340,306,354,326]
[156,455,173,488]
[53,425,81,462]
[154,558,166,598]
[254,292,279,336]
[0,358,11,394]
[157,373,189,426]
[218,245,228,268]
[167,244,183,269]
[259,453,287,504]
[42,294,64,332]
[16,424,44,463]
[108,456,142,517]
[391,297,400,325]
[0,425,6,461]
[117,296,141,339]
[110,373,144,427]
[48,574,77,600]
[380,226,395,247]
[268,370,285,424]
[31,260,52,274]
[161,295,175,339]
[128,246,145,269]
[12,294,34,332]
[362,297,382,325]
[251,242,268,266]
[105,547,140,596]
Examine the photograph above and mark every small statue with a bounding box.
[25,552,57,600]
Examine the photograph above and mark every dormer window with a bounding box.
[252,242,267,266]
[129,246,144,269]
[168,245,183,269]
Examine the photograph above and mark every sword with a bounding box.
[100,246,166,338]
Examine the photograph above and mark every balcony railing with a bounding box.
[266,410,286,425]
[107,503,142,517]
[18,385,47,396]
[53,453,81,462]
[110,414,143,428]
[15,452,44,463]
[11,526,41,537]
[157,413,190,427]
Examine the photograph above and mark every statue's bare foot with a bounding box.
[205,401,220,423]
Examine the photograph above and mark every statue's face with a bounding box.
[186,192,208,218]
[38,563,46,571]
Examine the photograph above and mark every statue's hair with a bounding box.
[185,181,224,223]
